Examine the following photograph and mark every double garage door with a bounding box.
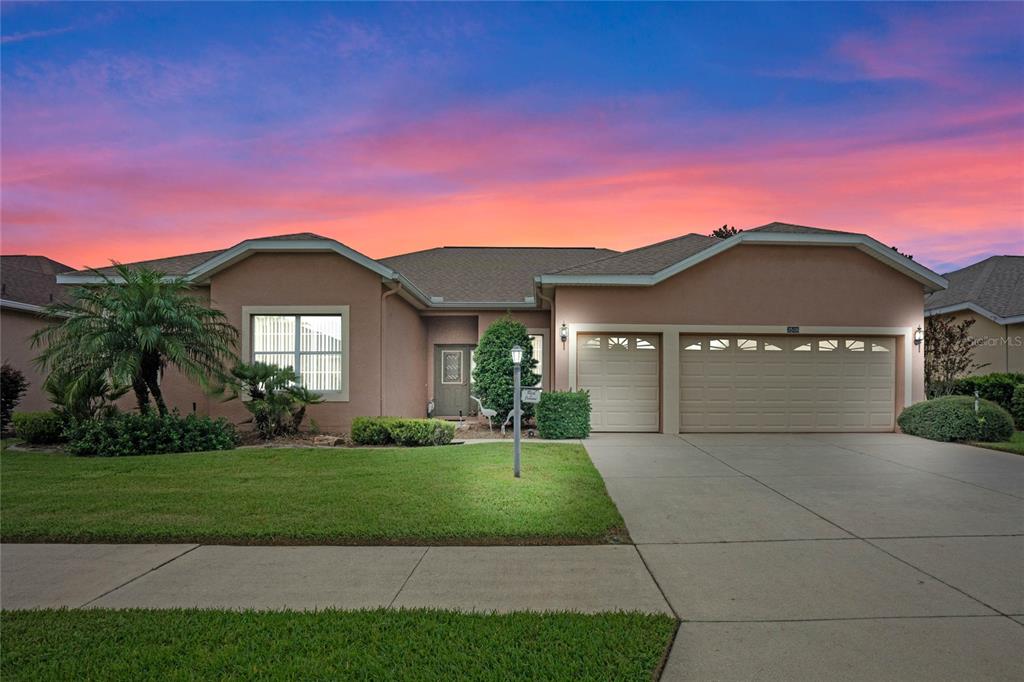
[577,333,896,433]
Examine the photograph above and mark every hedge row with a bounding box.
[351,417,456,447]
[536,390,592,439]
[12,412,65,445]
[949,373,1024,425]
[64,412,239,457]
[897,396,1014,443]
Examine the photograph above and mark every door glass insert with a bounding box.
[441,350,463,384]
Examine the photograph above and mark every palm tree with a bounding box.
[33,265,238,416]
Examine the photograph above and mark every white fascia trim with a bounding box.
[924,302,1024,325]
[188,239,395,282]
[423,299,538,309]
[56,273,182,284]
[0,299,47,313]
[540,232,949,292]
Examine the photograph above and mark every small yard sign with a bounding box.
[521,388,542,404]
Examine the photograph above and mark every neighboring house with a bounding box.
[924,256,1024,375]
[1,255,76,412]
[52,223,947,434]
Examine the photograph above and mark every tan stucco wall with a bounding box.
[384,294,427,417]
[1,308,52,413]
[207,252,386,432]
[935,312,1024,375]
[553,244,928,418]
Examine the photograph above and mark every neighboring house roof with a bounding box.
[54,221,947,305]
[538,222,947,292]
[924,255,1024,324]
[381,247,617,303]
[1,255,75,312]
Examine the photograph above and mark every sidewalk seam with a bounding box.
[633,545,680,621]
[76,544,202,609]
[387,546,429,608]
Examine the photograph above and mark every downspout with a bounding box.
[380,282,402,416]
[536,287,555,390]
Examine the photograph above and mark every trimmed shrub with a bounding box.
[64,412,239,457]
[1012,385,1024,430]
[350,417,455,447]
[12,411,65,444]
[897,396,1014,443]
[536,391,592,439]
[950,373,1024,413]
[351,417,399,445]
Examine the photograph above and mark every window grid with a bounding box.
[252,314,343,392]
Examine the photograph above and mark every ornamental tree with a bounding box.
[472,316,540,421]
[33,265,238,416]
[924,315,988,397]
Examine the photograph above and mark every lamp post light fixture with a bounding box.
[914,326,924,350]
[510,345,523,478]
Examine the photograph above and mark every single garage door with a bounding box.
[578,334,660,432]
[680,335,895,432]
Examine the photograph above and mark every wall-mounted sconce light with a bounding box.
[914,326,923,350]
[559,322,569,344]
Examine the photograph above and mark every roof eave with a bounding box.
[924,302,1024,325]
[538,232,949,292]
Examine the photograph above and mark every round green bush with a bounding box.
[897,396,1014,443]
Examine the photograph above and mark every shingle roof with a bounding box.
[86,233,329,276]
[747,221,857,235]
[550,233,720,276]
[925,256,1024,319]
[1,255,75,307]
[381,247,617,302]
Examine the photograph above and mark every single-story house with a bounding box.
[1,255,75,412]
[44,222,945,434]
[924,255,1023,375]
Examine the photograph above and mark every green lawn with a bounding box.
[971,431,1024,455]
[0,443,626,544]
[1,608,677,681]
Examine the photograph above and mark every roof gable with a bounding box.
[538,223,947,292]
[1,255,75,309]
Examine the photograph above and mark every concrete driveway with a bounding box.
[585,433,1024,681]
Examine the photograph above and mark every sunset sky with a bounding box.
[2,2,1022,273]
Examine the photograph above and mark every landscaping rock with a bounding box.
[314,436,345,447]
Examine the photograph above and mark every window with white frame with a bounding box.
[529,333,543,387]
[252,314,344,392]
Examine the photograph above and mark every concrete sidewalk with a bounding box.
[0,543,672,614]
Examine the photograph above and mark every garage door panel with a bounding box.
[578,334,661,433]
[681,334,895,433]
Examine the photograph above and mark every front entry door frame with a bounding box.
[433,344,475,417]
